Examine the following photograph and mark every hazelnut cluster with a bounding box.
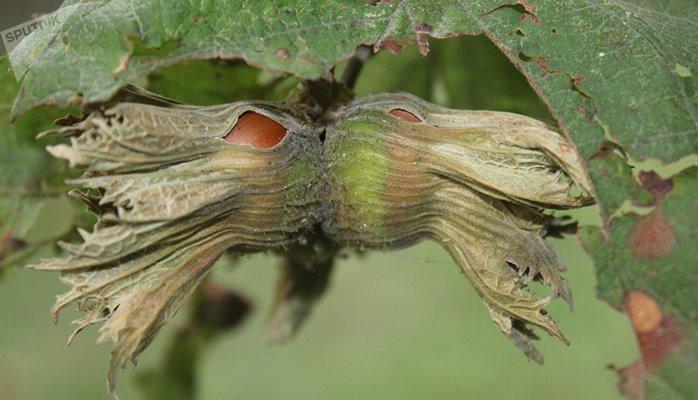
[34,86,592,389]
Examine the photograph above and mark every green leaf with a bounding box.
[354,35,551,120]
[145,59,299,105]
[461,1,697,218]
[580,167,697,400]
[10,0,480,115]
[0,57,77,272]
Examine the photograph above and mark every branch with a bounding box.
[340,45,373,90]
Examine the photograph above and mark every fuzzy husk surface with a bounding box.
[32,86,593,391]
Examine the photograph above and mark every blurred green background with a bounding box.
[0,235,638,400]
[0,3,638,399]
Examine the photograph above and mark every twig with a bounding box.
[340,45,373,90]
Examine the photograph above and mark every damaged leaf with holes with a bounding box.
[32,86,592,392]
[580,167,698,399]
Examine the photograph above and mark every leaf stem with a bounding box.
[340,45,373,90]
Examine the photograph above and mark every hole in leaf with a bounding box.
[518,51,533,62]
[225,111,288,148]
[389,108,422,123]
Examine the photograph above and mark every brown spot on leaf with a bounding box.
[415,34,430,55]
[610,362,647,400]
[519,13,541,25]
[575,103,597,123]
[570,76,592,100]
[629,210,675,259]
[413,22,433,34]
[275,48,291,60]
[225,112,288,149]
[112,53,131,77]
[378,39,404,54]
[517,0,541,24]
[630,171,675,259]
[518,0,538,12]
[626,291,662,333]
[624,291,686,368]
[612,291,686,399]
[572,74,587,86]
[534,57,551,72]
[637,314,683,370]
[394,21,433,55]
[588,141,615,160]
[638,171,673,203]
